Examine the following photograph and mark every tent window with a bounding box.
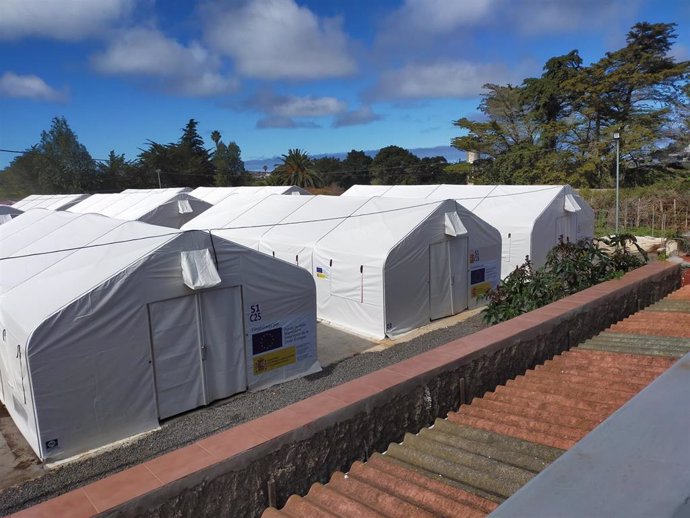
[181,249,221,290]
[444,212,467,237]
[178,199,193,214]
[564,194,581,213]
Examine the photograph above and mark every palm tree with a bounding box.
[210,130,221,147]
[273,148,322,188]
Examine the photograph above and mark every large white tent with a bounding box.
[343,185,595,277]
[0,209,319,461]
[184,194,501,339]
[12,194,89,211]
[68,189,211,228]
[190,186,309,205]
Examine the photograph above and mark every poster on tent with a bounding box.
[468,247,499,305]
[244,301,318,390]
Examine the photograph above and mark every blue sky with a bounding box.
[1,0,689,169]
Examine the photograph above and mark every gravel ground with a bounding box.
[1,314,487,515]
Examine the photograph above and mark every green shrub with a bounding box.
[482,235,647,324]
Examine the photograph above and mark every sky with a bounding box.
[1,0,689,169]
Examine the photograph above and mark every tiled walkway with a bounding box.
[263,285,690,518]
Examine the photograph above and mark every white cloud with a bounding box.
[202,0,357,80]
[333,106,381,128]
[382,0,495,38]
[256,116,320,129]
[513,0,625,35]
[377,0,639,50]
[249,90,356,129]
[0,72,66,102]
[250,91,346,116]
[92,28,237,97]
[0,0,135,40]
[369,61,518,101]
[272,96,346,118]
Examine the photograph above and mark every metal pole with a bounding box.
[615,138,620,234]
[156,169,162,189]
[614,134,620,235]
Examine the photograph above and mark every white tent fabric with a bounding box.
[68,190,212,228]
[190,186,309,205]
[342,185,595,277]
[183,195,501,339]
[12,194,89,211]
[0,209,318,461]
[0,204,22,225]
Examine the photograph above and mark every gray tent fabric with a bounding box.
[0,205,22,225]
[0,209,319,461]
[68,190,212,228]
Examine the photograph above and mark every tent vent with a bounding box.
[178,199,193,214]
[564,194,581,213]
[444,211,467,237]
[181,249,221,290]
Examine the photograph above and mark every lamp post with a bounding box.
[613,132,620,234]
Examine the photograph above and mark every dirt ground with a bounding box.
[0,404,43,490]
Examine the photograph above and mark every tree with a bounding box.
[0,117,97,197]
[137,119,214,187]
[95,151,150,191]
[272,149,322,188]
[340,150,373,188]
[370,145,420,184]
[312,156,343,186]
[211,130,246,186]
[452,22,690,187]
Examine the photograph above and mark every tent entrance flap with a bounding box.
[429,241,453,320]
[149,295,205,419]
[199,287,246,401]
[149,288,246,420]
[556,215,574,243]
[450,236,469,313]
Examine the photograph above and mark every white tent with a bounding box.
[190,186,309,205]
[12,194,89,211]
[343,185,595,277]
[68,189,211,228]
[183,195,501,339]
[0,209,319,461]
[0,204,22,225]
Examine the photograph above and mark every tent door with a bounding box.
[149,295,206,419]
[449,236,469,313]
[556,216,574,243]
[149,288,247,420]
[199,287,246,401]
[429,241,453,320]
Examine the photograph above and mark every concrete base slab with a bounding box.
[316,323,376,366]
[317,307,486,366]
[489,352,690,518]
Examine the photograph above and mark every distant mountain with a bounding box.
[245,145,466,172]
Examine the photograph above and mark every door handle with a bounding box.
[201,345,208,360]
